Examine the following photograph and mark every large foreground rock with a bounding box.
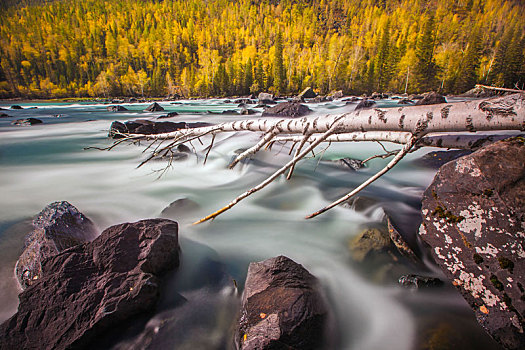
[237,256,327,350]
[262,101,311,118]
[0,218,180,350]
[15,201,98,289]
[419,137,525,349]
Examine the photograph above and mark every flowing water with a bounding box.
[0,99,502,349]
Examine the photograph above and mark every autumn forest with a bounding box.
[0,0,524,98]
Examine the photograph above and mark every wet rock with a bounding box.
[408,94,424,100]
[336,157,364,171]
[418,137,525,349]
[328,90,344,99]
[240,107,257,115]
[237,256,327,350]
[233,98,255,105]
[258,92,275,104]
[349,228,395,263]
[0,112,11,118]
[371,92,388,99]
[160,198,200,220]
[262,101,311,118]
[309,95,331,103]
[461,86,501,98]
[415,91,446,105]
[11,118,43,126]
[342,196,378,212]
[298,86,317,99]
[387,217,420,263]
[144,102,164,112]
[397,98,414,105]
[15,201,98,289]
[355,99,376,110]
[107,105,128,112]
[158,111,179,119]
[342,96,361,102]
[398,274,443,289]
[415,150,473,169]
[109,120,212,138]
[10,105,23,109]
[0,218,180,350]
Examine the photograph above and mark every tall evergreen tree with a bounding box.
[413,12,439,92]
[273,31,285,94]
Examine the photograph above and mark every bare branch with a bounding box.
[305,135,419,219]
[229,124,281,169]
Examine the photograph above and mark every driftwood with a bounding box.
[107,93,525,223]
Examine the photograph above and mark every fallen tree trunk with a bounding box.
[106,93,525,223]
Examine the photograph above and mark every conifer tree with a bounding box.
[413,12,439,92]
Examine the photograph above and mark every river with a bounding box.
[0,98,502,349]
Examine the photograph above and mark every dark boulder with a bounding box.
[11,118,43,126]
[371,92,388,99]
[157,111,179,119]
[298,86,317,99]
[309,95,330,103]
[0,218,180,350]
[107,105,128,112]
[237,256,327,350]
[262,101,311,118]
[1,113,11,118]
[10,105,23,109]
[233,98,255,105]
[15,201,98,289]
[397,98,414,105]
[144,102,165,112]
[418,137,525,349]
[109,120,212,138]
[355,99,376,110]
[415,92,446,105]
[398,274,444,289]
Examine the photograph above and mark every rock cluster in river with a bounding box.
[108,119,212,138]
[419,137,525,349]
[237,255,328,350]
[0,218,180,350]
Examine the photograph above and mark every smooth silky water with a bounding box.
[0,99,501,349]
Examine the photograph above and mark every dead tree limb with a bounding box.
[106,93,525,223]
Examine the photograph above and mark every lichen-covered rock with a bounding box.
[262,101,311,118]
[15,201,98,289]
[237,256,327,350]
[0,218,180,350]
[418,137,525,349]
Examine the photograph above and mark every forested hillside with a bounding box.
[0,0,524,98]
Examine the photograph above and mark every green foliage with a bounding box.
[0,0,524,98]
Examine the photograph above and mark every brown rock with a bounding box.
[0,218,180,350]
[262,102,311,118]
[415,91,446,105]
[237,256,327,350]
[418,137,525,349]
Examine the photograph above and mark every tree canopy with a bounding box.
[0,0,524,98]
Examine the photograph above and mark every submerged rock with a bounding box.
[415,91,446,105]
[237,256,327,350]
[11,118,43,126]
[262,101,311,118]
[349,228,394,263]
[418,137,525,349]
[15,201,98,289]
[144,102,164,112]
[160,198,200,220]
[10,105,23,109]
[398,274,444,289]
[336,157,364,171]
[0,218,180,350]
[328,90,344,99]
[0,112,11,118]
[107,105,128,112]
[415,149,473,169]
